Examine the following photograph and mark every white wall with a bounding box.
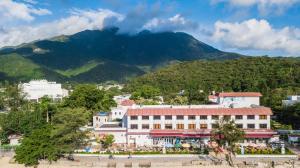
[218,96,260,108]
[20,80,67,102]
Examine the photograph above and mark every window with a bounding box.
[188,124,196,129]
[142,116,149,120]
[247,115,255,120]
[200,115,207,120]
[130,116,138,120]
[212,115,219,120]
[177,124,184,129]
[176,115,184,120]
[212,124,218,128]
[236,124,243,129]
[115,112,117,115]
[259,124,267,129]
[153,124,161,129]
[142,124,149,129]
[119,112,121,115]
[130,124,138,129]
[165,124,172,129]
[235,115,243,120]
[165,115,172,120]
[188,115,196,120]
[224,115,231,120]
[259,115,267,120]
[247,124,255,129]
[200,124,207,129]
[154,115,161,120]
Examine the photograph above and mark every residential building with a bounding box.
[93,92,276,147]
[93,112,111,128]
[19,80,68,102]
[282,95,300,106]
[126,106,274,147]
[111,99,135,120]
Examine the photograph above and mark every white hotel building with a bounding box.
[94,92,276,147]
[19,80,68,102]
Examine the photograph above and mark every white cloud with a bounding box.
[0,0,51,23]
[0,9,124,48]
[23,0,38,5]
[212,0,299,15]
[143,14,198,32]
[212,19,300,55]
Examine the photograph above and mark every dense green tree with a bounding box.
[130,85,160,100]
[211,118,245,167]
[5,84,28,111]
[0,108,46,143]
[277,103,300,129]
[51,108,89,154]
[168,95,188,105]
[39,96,57,123]
[15,126,59,168]
[63,84,116,112]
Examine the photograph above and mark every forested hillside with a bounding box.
[126,57,300,111]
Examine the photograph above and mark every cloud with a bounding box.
[0,0,51,23]
[212,0,300,15]
[0,2,198,48]
[212,19,300,55]
[143,14,198,32]
[0,9,123,48]
[23,0,38,5]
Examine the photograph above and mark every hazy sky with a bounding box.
[1,0,300,56]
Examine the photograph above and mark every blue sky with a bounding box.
[1,0,300,56]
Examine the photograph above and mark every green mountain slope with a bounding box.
[0,54,44,81]
[0,28,242,83]
[0,53,65,82]
[126,57,300,107]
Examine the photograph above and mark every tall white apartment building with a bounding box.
[20,80,68,102]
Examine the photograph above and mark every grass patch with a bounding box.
[55,61,102,77]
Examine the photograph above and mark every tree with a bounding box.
[63,84,116,113]
[51,108,89,154]
[0,108,46,143]
[211,118,245,167]
[101,134,115,149]
[39,96,57,123]
[5,84,28,111]
[15,126,59,168]
[130,85,160,100]
[168,95,188,105]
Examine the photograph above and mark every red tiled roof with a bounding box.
[121,99,135,106]
[216,92,262,97]
[127,107,272,116]
[208,95,217,99]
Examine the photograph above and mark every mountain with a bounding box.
[0,27,242,83]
